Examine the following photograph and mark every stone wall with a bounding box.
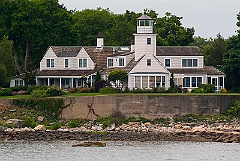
[1,95,240,120]
[61,95,240,120]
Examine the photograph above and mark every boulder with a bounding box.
[34,125,46,131]
[38,116,45,122]
[6,119,25,128]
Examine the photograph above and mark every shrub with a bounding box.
[10,86,28,92]
[68,118,81,128]
[51,122,61,130]
[77,87,89,93]
[139,116,150,123]
[46,86,65,96]
[94,116,115,128]
[67,87,76,93]
[23,117,37,128]
[157,87,167,93]
[99,87,120,94]
[94,80,110,92]
[198,84,216,93]
[221,88,227,93]
[0,88,12,96]
[31,90,47,98]
[223,100,240,118]
[27,85,48,94]
[12,90,28,95]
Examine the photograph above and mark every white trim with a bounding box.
[164,58,171,67]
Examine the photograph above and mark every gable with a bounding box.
[43,47,57,58]
[130,55,170,74]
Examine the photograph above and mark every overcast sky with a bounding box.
[58,0,240,39]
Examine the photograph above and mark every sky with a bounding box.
[58,0,240,39]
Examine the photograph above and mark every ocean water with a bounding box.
[0,141,240,161]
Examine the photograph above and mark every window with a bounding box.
[147,59,151,66]
[79,58,87,67]
[65,59,69,68]
[108,59,113,67]
[147,38,151,45]
[183,77,202,88]
[119,58,124,66]
[142,76,148,88]
[165,59,170,67]
[134,76,166,88]
[46,59,54,67]
[139,20,145,26]
[135,76,141,88]
[149,76,155,88]
[182,59,198,67]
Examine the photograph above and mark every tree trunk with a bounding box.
[24,43,30,71]
[13,48,22,74]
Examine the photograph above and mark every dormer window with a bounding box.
[119,58,125,66]
[46,59,54,67]
[79,58,87,68]
[108,58,113,67]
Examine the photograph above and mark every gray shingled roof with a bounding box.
[168,66,225,75]
[156,46,203,56]
[36,70,95,77]
[138,14,152,20]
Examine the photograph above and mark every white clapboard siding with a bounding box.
[157,56,204,68]
[76,47,95,70]
[130,55,169,73]
[40,47,57,71]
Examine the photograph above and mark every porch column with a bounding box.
[60,78,62,89]
[71,78,73,88]
[48,78,50,86]
[90,75,93,87]
[223,77,225,89]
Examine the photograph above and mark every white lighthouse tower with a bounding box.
[133,14,157,61]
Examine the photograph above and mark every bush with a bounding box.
[99,87,120,94]
[68,118,81,128]
[67,87,76,93]
[94,80,110,92]
[223,100,240,118]
[23,117,37,128]
[198,84,216,93]
[46,86,65,96]
[27,85,48,94]
[10,86,28,92]
[31,90,47,98]
[221,88,227,93]
[77,87,89,93]
[12,90,28,95]
[0,88,12,96]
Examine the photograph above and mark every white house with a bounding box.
[33,14,225,91]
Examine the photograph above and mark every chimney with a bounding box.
[97,32,104,48]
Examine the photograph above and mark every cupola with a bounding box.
[97,32,104,48]
[137,14,153,34]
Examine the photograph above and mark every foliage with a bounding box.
[107,70,128,90]
[152,118,169,125]
[0,36,15,87]
[67,87,77,93]
[223,100,240,119]
[99,87,120,94]
[27,85,49,94]
[94,80,111,92]
[191,84,215,93]
[68,118,81,128]
[12,98,65,121]
[22,116,37,128]
[12,90,28,95]
[221,88,227,93]
[94,71,101,84]
[94,116,115,128]
[155,12,195,46]
[0,88,12,96]
[46,86,65,97]
[31,90,47,98]
[77,87,89,93]
[23,70,37,86]
[11,86,28,92]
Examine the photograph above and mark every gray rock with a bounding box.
[6,119,25,128]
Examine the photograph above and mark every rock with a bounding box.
[106,123,115,131]
[38,116,45,122]
[0,126,5,132]
[182,126,191,131]
[6,119,25,128]
[34,125,46,131]
[9,109,16,112]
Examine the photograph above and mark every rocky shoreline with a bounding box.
[1,121,240,143]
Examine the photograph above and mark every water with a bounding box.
[1,141,240,161]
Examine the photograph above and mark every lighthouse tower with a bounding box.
[133,14,157,61]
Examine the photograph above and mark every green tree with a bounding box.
[0,36,15,87]
[155,12,195,46]
[108,70,128,90]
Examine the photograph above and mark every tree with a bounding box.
[223,35,240,91]
[155,12,195,46]
[107,70,128,90]
[0,36,15,87]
